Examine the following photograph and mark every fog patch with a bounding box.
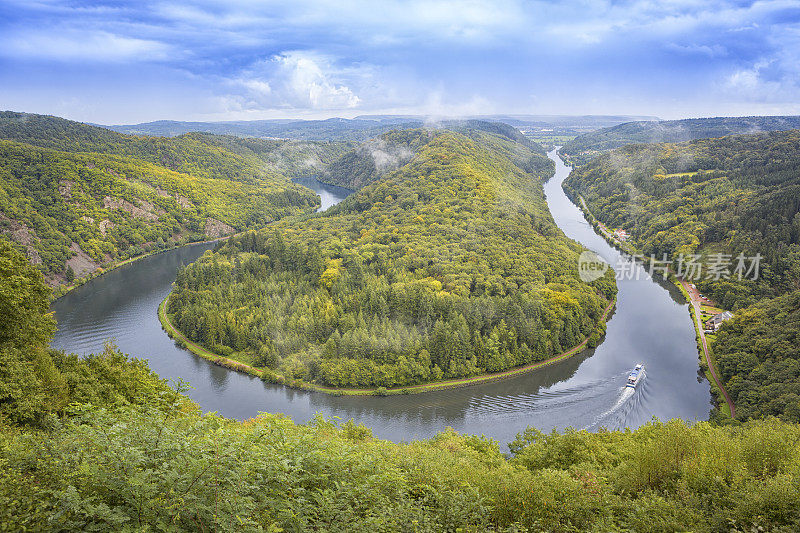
[363,138,414,172]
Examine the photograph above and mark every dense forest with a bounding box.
[0,139,317,284]
[563,130,800,421]
[0,112,354,285]
[561,115,800,166]
[319,129,428,189]
[168,128,616,388]
[2,237,800,531]
[714,291,800,421]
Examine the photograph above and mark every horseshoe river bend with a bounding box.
[51,151,712,446]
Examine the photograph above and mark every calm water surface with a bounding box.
[292,177,354,211]
[52,165,711,446]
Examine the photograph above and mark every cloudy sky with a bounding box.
[1,0,799,123]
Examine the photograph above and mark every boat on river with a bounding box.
[626,364,644,389]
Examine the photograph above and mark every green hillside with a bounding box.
[0,111,351,182]
[190,133,353,179]
[2,238,799,532]
[0,139,319,285]
[319,129,432,189]
[0,112,358,287]
[714,291,800,421]
[563,130,800,421]
[561,115,800,166]
[319,121,545,190]
[167,128,615,389]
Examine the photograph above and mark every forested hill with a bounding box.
[0,112,355,287]
[168,128,615,389]
[0,111,350,182]
[561,115,800,166]
[319,129,430,190]
[319,122,547,190]
[0,139,318,286]
[104,115,575,144]
[563,130,800,421]
[3,190,800,532]
[450,119,543,151]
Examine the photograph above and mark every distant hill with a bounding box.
[0,111,350,181]
[104,117,423,142]
[356,114,660,129]
[561,115,800,165]
[319,130,429,190]
[105,115,659,142]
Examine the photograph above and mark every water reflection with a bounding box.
[293,177,354,211]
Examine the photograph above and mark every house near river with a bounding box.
[704,311,734,334]
[612,228,629,242]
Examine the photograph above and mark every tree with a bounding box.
[0,238,66,423]
[0,238,55,351]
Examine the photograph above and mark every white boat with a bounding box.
[626,364,644,388]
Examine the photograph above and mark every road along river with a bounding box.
[52,163,711,446]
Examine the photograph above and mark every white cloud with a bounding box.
[725,59,784,101]
[0,31,171,62]
[234,51,361,110]
[239,79,272,97]
[276,52,360,108]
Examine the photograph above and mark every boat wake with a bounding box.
[584,369,647,430]
[602,385,635,417]
[463,366,650,434]
[466,376,618,419]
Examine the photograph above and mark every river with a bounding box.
[51,162,711,446]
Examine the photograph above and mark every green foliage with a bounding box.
[565,130,800,421]
[2,405,800,531]
[169,129,614,388]
[0,113,336,282]
[714,290,800,422]
[0,237,54,350]
[3,227,800,531]
[0,239,172,424]
[0,237,62,424]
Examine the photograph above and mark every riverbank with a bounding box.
[50,188,334,302]
[159,294,616,396]
[51,233,235,301]
[567,188,736,418]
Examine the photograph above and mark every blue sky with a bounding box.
[1,0,799,123]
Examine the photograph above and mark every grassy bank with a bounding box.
[159,294,616,396]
